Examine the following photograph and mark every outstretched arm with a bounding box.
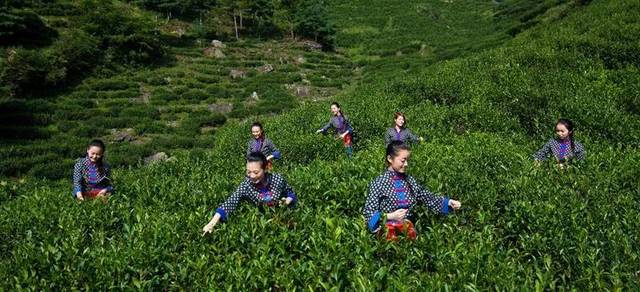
[411,178,459,215]
[533,140,553,162]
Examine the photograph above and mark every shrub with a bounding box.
[0,8,58,47]
[181,89,208,101]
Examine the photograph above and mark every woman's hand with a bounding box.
[97,189,108,197]
[386,209,408,221]
[448,199,461,209]
[202,213,221,236]
[280,197,294,206]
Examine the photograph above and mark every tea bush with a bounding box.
[1,0,639,289]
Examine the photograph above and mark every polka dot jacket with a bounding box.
[215,173,297,221]
[72,157,113,195]
[363,170,450,233]
[533,138,585,162]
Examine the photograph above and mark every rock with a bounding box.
[210,40,226,48]
[144,152,168,165]
[7,49,17,63]
[110,128,136,142]
[200,126,216,134]
[172,28,186,37]
[203,47,225,58]
[294,56,306,64]
[229,69,246,79]
[257,64,274,73]
[294,86,310,97]
[207,103,233,114]
[138,84,151,104]
[250,91,259,101]
[419,44,430,56]
[302,40,323,51]
[131,138,149,146]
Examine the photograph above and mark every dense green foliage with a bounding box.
[1,0,639,289]
[1,1,168,97]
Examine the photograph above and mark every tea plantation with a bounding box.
[0,0,355,179]
[1,0,639,289]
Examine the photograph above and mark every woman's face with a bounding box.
[246,161,265,183]
[555,123,570,140]
[251,126,263,139]
[395,116,405,128]
[330,105,340,115]
[387,149,410,173]
[87,146,104,163]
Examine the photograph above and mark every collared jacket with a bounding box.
[533,138,585,162]
[363,170,450,233]
[319,114,353,136]
[384,127,420,146]
[215,173,297,221]
[247,136,281,160]
[72,157,113,194]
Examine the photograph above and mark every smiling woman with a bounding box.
[202,152,298,235]
[533,118,586,167]
[72,139,113,201]
[363,141,461,241]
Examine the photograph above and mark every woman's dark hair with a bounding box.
[247,151,268,169]
[251,121,263,131]
[385,141,410,166]
[394,112,407,127]
[556,118,575,152]
[88,139,106,151]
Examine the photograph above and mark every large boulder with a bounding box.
[294,56,306,64]
[210,40,226,48]
[144,152,168,165]
[257,64,274,73]
[208,103,233,114]
[110,128,136,142]
[302,40,323,51]
[294,86,310,97]
[171,28,186,37]
[203,47,225,58]
[229,69,246,79]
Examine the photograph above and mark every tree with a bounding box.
[217,0,244,40]
[294,0,335,47]
[273,0,298,39]
[247,0,275,37]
